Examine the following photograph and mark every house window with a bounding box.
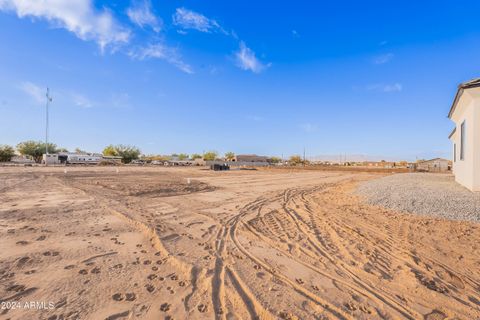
[460,121,466,161]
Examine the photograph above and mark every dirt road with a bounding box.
[0,167,479,319]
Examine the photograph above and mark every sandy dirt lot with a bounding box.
[0,166,479,320]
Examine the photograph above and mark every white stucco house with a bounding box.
[448,78,480,191]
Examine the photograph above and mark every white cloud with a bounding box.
[235,41,270,73]
[373,53,394,64]
[0,0,130,52]
[71,93,94,108]
[292,30,299,37]
[129,43,194,74]
[172,7,226,34]
[367,83,403,93]
[20,82,44,103]
[300,123,318,133]
[126,0,161,33]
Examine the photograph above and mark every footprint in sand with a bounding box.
[160,303,170,312]
[16,240,29,246]
[151,266,158,271]
[145,284,155,293]
[17,256,30,267]
[91,267,101,274]
[295,278,304,285]
[170,274,178,281]
[197,304,208,313]
[147,274,157,280]
[36,235,46,241]
[112,293,124,301]
[125,293,136,301]
[79,269,88,275]
[64,265,76,270]
[143,260,152,265]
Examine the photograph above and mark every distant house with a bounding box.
[235,154,269,162]
[416,158,451,172]
[448,78,480,191]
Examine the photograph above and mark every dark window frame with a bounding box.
[460,121,466,161]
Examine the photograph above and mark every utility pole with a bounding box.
[303,147,306,167]
[45,88,52,166]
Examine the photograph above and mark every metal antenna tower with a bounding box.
[45,87,52,165]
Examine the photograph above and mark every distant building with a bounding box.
[448,78,480,191]
[11,156,35,164]
[42,153,121,165]
[416,158,451,172]
[235,154,269,162]
[42,154,61,165]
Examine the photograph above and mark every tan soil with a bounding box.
[0,166,479,319]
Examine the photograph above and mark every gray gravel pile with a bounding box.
[356,173,480,222]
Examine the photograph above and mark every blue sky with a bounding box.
[1,1,480,160]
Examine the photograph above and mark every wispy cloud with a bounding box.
[19,81,44,103]
[0,0,130,52]
[235,41,270,73]
[372,53,394,64]
[367,83,403,93]
[291,30,299,38]
[172,7,226,34]
[300,123,318,133]
[126,0,161,33]
[71,92,94,108]
[129,43,193,74]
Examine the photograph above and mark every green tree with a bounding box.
[203,151,218,161]
[191,153,202,160]
[269,156,282,164]
[289,155,303,166]
[0,145,15,162]
[224,152,235,161]
[102,145,118,157]
[103,144,140,163]
[16,141,59,163]
[178,153,189,160]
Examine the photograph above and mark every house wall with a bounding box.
[450,89,480,191]
[417,159,450,172]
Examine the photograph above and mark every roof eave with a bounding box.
[448,127,456,139]
[449,80,480,119]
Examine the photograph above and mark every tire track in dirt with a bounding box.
[238,184,422,319]
[229,195,352,320]
[300,186,480,312]
[282,186,421,319]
